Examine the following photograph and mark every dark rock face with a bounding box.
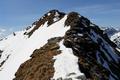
[14,37,62,80]
[0,54,10,68]
[64,12,120,80]
[27,10,65,37]
[0,50,3,58]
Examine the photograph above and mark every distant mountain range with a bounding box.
[102,27,120,48]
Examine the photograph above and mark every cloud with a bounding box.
[0,27,15,39]
[72,3,120,14]
[0,28,6,32]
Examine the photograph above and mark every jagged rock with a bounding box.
[64,12,120,79]
[27,10,65,37]
[0,50,3,58]
[0,55,10,67]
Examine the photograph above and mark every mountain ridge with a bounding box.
[0,10,120,80]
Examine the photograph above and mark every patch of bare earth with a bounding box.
[14,37,63,80]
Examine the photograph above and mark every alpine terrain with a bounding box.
[0,10,120,80]
[103,27,120,48]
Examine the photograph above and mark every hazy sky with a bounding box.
[0,0,120,31]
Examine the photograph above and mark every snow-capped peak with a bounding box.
[0,10,120,80]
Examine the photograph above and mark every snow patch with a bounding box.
[77,33,83,36]
[47,13,51,16]
[110,32,120,41]
[52,40,85,80]
[53,12,60,22]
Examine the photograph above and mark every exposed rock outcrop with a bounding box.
[14,37,62,80]
[64,12,120,80]
[27,10,65,37]
[0,50,3,58]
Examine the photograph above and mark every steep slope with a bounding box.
[110,32,120,48]
[103,27,120,48]
[0,10,120,80]
[14,37,63,80]
[0,10,69,80]
[63,13,120,80]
